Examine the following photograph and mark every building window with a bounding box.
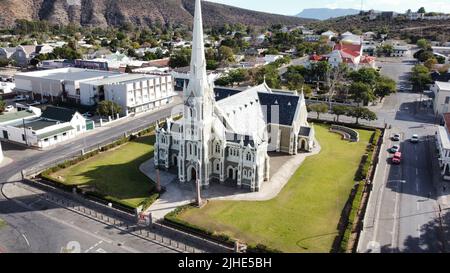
[215,143,220,153]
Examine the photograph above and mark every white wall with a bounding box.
[0,141,3,163]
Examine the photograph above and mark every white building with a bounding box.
[391,46,409,57]
[436,113,450,180]
[432,81,450,118]
[80,74,176,115]
[154,0,315,192]
[14,68,121,103]
[321,30,337,40]
[0,106,87,149]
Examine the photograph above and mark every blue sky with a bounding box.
[206,0,450,16]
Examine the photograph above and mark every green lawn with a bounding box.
[177,124,373,253]
[52,135,156,208]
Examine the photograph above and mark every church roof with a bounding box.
[258,92,300,126]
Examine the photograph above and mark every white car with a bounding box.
[4,105,14,112]
[410,134,419,143]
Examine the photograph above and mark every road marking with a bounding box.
[21,233,30,247]
[416,168,419,175]
[417,225,422,239]
[416,180,419,193]
[391,183,401,252]
[85,240,103,253]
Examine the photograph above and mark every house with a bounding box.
[79,73,176,116]
[407,11,425,20]
[391,46,409,57]
[255,34,266,44]
[380,12,398,20]
[341,31,354,38]
[263,54,283,64]
[0,82,15,94]
[363,32,376,40]
[154,0,315,192]
[0,106,87,149]
[12,45,37,66]
[321,30,337,40]
[435,113,450,180]
[0,48,17,61]
[328,42,376,70]
[432,81,450,118]
[303,35,321,43]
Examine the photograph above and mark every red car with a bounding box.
[392,152,402,165]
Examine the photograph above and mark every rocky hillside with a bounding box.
[0,0,312,29]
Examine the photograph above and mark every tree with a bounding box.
[411,64,432,91]
[417,39,431,50]
[125,65,133,73]
[0,99,6,114]
[169,48,191,68]
[348,107,378,124]
[349,82,375,106]
[418,7,426,14]
[331,105,349,122]
[308,103,329,119]
[285,72,305,91]
[424,58,438,70]
[349,68,380,87]
[375,76,397,101]
[97,101,122,117]
[218,46,235,64]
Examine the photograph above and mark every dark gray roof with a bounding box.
[42,106,77,122]
[213,87,301,126]
[18,119,58,130]
[225,132,255,147]
[214,87,244,101]
[431,72,450,83]
[299,126,312,137]
[258,92,300,126]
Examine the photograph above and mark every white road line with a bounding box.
[391,187,400,252]
[85,240,103,253]
[416,168,419,175]
[21,233,30,247]
[416,180,419,193]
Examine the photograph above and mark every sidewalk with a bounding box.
[140,144,321,220]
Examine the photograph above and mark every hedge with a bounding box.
[38,124,160,212]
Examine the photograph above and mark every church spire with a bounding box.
[189,0,208,96]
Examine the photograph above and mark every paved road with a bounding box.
[0,97,183,253]
[358,54,450,253]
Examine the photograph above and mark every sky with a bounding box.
[206,0,450,16]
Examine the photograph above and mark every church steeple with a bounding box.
[188,0,209,97]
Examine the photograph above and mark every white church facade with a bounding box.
[153,0,315,192]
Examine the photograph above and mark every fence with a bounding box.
[15,181,202,253]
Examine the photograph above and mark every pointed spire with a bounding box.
[189,0,208,94]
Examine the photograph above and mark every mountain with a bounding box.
[0,0,313,29]
[296,8,360,20]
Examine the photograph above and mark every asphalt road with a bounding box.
[358,53,450,253]
[0,96,183,253]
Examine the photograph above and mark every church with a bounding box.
[154,0,315,192]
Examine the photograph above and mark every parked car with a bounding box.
[14,95,27,102]
[410,134,419,143]
[392,152,402,165]
[389,145,400,153]
[82,112,94,118]
[4,105,14,112]
[392,134,401,141]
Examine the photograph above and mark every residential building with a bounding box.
[433,81,450,118]
[321,30,337,40]
[154,0,315,192]
[0,106,87,148]
[407,11,425,20]
[328,42,376,70]
[391,46,409,57]
[79,74,176,116]
[303,35,322,43]
[0,47,16,61]
[435,113,450,180]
